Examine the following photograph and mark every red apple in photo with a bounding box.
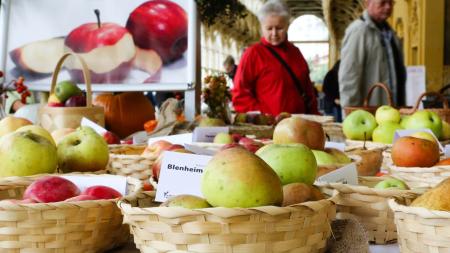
[64,10,136,83]
[81,185,122,200]
[10,37,65,74]
[126,0,188,63]
[23,176,80,203]
[103,131,121,145]
[133,47,162,78]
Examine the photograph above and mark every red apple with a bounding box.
[152,148,193,181]
[81,185,122,200]
[142,140,173,157]
[64,194,98,202]
[10,37,65,74]
[23,176,80,203]
[231,133,244,143]
[64,94,87,107]
[103,131,121,145]
[126,0,188,63]
[220,143,245,151]
[64,10,135,83]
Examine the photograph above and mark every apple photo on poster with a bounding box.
[1,0,191,85]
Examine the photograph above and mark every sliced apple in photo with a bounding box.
[9,37,65,74]
[64,10,136,83]
[133,47,162,76]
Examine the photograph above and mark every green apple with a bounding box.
[325,148,352,164]
[372,122,403,144]
[201,147,283,208]
[160,195,211,209]
[374,177,409,190]
[343,110,378,140]
[57,126,109,172]
[199,117,226,127]
[16,125,56,146]
[403,110,443,139]
[375,105,401,124]
[400,115,410,129]
[213,132,233,144]
[256,143,317,185]
[55,80,82,102]
[442,121,450,140]
[312,150,339,166]
[0,131,57,177]
[0,116,32,137]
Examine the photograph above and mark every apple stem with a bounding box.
[94,9,101,28]
[363,132,367,150]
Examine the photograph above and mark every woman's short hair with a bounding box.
[223,55,235,66]
[257,0,290,23]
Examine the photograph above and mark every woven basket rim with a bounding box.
[390,165,450,172]
[388,198,450,218]
[119,191,336,219]
[0,173,142,210]
[317,176,420,198]
[345,140,392,149]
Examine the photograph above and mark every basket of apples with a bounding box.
[317,176,419,244]
[118,146,336,253]
[39,53,105,132]
[0,173,142,252]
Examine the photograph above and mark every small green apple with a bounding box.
[375,105,401,124]
[372,122,403,144]
[199,117,226,127]
[0,131,57,177]
[312,150,339,166]
[55,80,82,102]
[442,121,450,140]
[343,110,378,140]
[213,132,233,144]
[403,110,443,139]
[16,125,56,146]
[374,177,409,190]
[256,143,317,185]
[160,195,211,209]
[400,115,410,129]
[57,126,109,172]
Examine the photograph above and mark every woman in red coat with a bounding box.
[232,0,319,116]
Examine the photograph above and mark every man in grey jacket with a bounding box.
[338,0,406,110]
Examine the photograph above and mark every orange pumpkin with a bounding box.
[93,92,155,138]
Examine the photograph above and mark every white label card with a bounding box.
[192,127,229,142]
[81,117,107,135]
[325,142,346,151]
[445,145,450,158]
[60,175,128,195]
[393,128,444,151]
[315,163,358,185]
[184,143,217,156]
[147,133,193,145]
[155,151,212,202]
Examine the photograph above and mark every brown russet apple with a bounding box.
[0,116,32,137]
[273,117,325,150]
[391,136,440,167]
[282,183,311,206]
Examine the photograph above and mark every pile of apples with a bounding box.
[0,116,110,177]
[213,132,265,153]
[343,106,450,143]
[48,80,86,107]
[2,176,122,204]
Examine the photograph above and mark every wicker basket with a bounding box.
[323,123,345,142]
[107,144,157,181]
[119,191,336,253]
[318,177,419,244]
[39,53,105,132]
[0,173,142,253]
[293,114,335,123]
[388,198,450,253]
[344,83,394,115]
[389,165,450,188]
[400,92,450,123]
[229,124,274,139]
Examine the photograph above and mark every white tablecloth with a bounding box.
[370,244,400,253]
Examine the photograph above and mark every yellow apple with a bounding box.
[0,116,32,137]
[16,125,55,146]
[51,128,75,144]
[442,121,450,140]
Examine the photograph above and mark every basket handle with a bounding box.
[439,84,450,94]
[50,53,93,107]
[363,83,394,107]
[411,91,449,112]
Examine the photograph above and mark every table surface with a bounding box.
[107,241,401,253]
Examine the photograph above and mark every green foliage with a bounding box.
[195,0,247,27]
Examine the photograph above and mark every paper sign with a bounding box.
[445,145,450,158]
[393,129,444,151]
[406,66,426,107]
[147,133,193,145]
[155,151,212,202]
[325,141,346,151]
[184,143,217,156]
[192,127,229,142]
[60,174,128,195]
[81,117,107,135]
[315,163,358,185]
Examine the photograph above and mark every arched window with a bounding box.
[288,15,329,85]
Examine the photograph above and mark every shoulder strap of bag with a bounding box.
[261,43,311,114]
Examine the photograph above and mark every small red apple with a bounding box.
[64,94,87,107]
[142,140,173,157]
[103,131,121,145]
[64,10,135,83]
[81,185,122,200]
[23,176,80,203]
[231,133,244,143]
[126,0,188,63]
[220,143,245,151]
